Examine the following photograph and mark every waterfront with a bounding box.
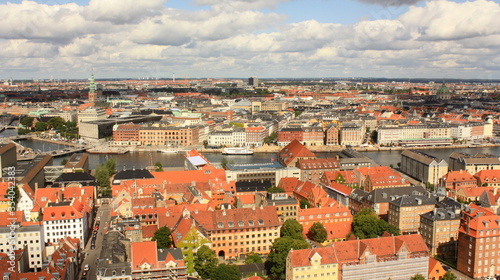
[10,138,500,171]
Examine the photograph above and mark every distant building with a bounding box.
[88,72,98,104]
[339,122,364,146]
[400,150,448,185]
[139,125,200,147]
[248,76,258,87]
[113,123,141,146]
[325,125,339,146]
[435,82,451,100]
[377,124,452,146]
[449,152,500,174]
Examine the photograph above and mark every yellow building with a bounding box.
[286,251,339,280]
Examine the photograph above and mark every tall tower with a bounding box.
[248,76,258,87]
[88,72,97,105]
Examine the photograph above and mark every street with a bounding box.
[79,203,112,280]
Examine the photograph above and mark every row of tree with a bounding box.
[19,116,77,137]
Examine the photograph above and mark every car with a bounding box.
[90,244,95,249]
[83,264,89,271]
[82,271,88,276]
[81,278,87,280]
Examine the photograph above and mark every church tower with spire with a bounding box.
[88,72,97,105]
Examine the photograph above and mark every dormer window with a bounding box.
[248,220,254,226]
[238,221,244,227]
[217,222,223,228]
[258,219,264,225]
[228,222,234,227]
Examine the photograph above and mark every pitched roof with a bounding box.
[288,234,428,268]
[131,241,158,270]
[278,140,316,166]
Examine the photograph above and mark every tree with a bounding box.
[177,227,210,274]
[442,271,457,280]
[352,208,399,239]
[245,252,263,264]
[194,245,218,279]
[410,274,426,280]
[155,161,163,172]
[20,117,34,128]
[267,187,285,193]
[220,157,228,169]
[370,130,378,144]
[105,158,117,174]
[267,236,309,280]
[300,198,311,209]
[95,165,111,196]
[280,219,304,240]
[210,264,240,280]
[308,222,328,243]
[47,117,66,130]
[35,122,47,131]
[60,158,68,165]
[151,226,172,249]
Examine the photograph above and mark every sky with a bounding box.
[0,0,499,80]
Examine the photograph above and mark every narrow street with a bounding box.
[79,203,112,280]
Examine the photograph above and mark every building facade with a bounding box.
[400,150,448,185]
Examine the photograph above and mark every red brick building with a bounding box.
[113,122,141,145]
[457,204,500,279]
[297,158,340,185]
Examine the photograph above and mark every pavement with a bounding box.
[78,203,112,280]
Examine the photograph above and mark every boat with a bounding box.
[157,149,177,154]
[222,147,254,155]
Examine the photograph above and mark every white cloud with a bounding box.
[0,0,499,79]
[84,0,166,24]
[355,0,421,7]
[193,0,291,11]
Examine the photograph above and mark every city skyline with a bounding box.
[0,0,499,80]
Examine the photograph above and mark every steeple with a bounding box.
[88,71,97,105]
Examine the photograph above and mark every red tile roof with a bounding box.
[278,140,316,166]
[288,234,428,268]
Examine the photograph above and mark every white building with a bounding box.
[42,199,91,249]
[78,108,106,124]
[0,224,45,270]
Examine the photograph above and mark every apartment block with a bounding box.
[286,234,429,280]
[388,195,436,234]
[400,149,448,185]
[457,204,500,279]
[420,208,460,262]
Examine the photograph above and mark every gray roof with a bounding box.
[421,208,460,221]
[389,194,436,207]
[157,248,183,261]
[401,149,446,165]
[363,186,427,203]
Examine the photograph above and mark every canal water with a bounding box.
[3,130,500,170]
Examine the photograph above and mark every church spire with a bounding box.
[88,71,97,105]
